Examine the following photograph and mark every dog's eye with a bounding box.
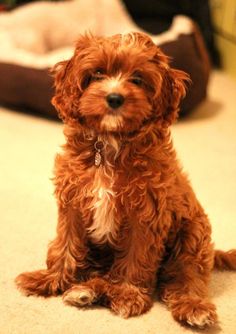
[95,69,103,75]
[92,69,105,81]
[130,74,143,86]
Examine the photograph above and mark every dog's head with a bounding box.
[52,32,189,134]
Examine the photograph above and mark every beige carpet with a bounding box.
[0,71,236,334]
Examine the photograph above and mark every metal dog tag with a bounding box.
[94,140,104,167]
[95,151,102,167]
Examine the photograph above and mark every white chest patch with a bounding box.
[86,170,117,244]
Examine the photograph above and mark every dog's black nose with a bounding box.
[106,93,124,109]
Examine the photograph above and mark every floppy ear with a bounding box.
[151,46,190,126]
[160,68,190,126]
[51,34,93,123]
[51,58,81,123]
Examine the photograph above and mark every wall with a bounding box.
[210,0,236,78]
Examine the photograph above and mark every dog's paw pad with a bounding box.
[63,286,96,307]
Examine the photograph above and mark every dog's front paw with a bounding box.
[108,283,153,318]
[63,284,97,307]
[171,297,218,328]
[63,277,110,307]
[15,269,71,296]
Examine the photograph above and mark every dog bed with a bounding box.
[0,0,210,118]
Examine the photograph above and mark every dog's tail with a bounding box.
[214,249,236,270]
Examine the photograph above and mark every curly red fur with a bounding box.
[16,32,236,328]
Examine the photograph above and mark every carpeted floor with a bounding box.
[0,71,236,334]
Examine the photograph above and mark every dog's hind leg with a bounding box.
[158,213,218,328]
[16,206,89,296]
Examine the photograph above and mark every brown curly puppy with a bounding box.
[16,32,236,328]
